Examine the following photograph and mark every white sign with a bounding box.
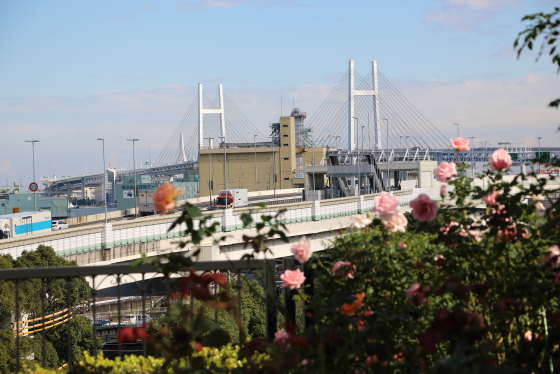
[123,190,134,198]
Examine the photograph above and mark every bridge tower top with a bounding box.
[198,83,225,153]
[348,59,380,151]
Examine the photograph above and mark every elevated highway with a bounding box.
[0,190,418,267]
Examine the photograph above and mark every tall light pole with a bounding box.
[536,136,543,174]
[454,123,459,137]
[96,138,108,225]
[269,136,276,199]
[361,125,366,195]
[25,139,40,211]
[311,134,316,192]
[468,136,476,176]
[353,117,359,196]
[404,136,410,150]
[383,118,390,191]
[254,135,258,191]
[204,137,214,206]
[127,138,140,218]
[219,137,227,196]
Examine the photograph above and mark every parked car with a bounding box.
[52,220,69,230]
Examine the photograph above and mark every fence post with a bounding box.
[15,279,20,373]
[66,278,73,369]
[264,259,277,341]
[304,261,314,328]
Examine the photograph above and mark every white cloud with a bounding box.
[172,0,306,11]
[1,73,558,184]
[425,0,522,32]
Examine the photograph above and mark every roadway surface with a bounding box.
[68,192,303,229]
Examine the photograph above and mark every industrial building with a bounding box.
[198,112,325,197]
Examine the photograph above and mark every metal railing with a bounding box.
[0,258,305,371]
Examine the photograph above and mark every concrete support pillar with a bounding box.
[222,209,234,231]
[312,200,320,221]
[358,195,365,214]
[101,223,114,250]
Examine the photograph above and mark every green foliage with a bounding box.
[15,245,90,315]
[146,278,267,346]
[515,6,560,107]
[21,345,270,374]
[45,316,102,367]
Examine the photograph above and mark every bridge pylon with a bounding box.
[198,83,225,153]
[348,60,380,150]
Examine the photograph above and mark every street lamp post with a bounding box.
[312,134,315,192]
[468,136,476,176]
[353,117,359,196]
[25,139,40,211]
[383,118,390,191]
[536,136,543,174]
[361,125,366,194]
[269,136,276,199]
[404,136,410,150]
[204,137,214,206]
[126,138,140,218]
[254,135,258,191]
[96,138,108,225]
[454,123,460,137]
[219,137,227,196]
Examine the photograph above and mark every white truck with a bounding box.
[138,191,156,215]
[0,211,53,239]
[215,189,248,209]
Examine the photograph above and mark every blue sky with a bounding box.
[0,0,559,185]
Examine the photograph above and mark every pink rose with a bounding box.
[406,283,420,299]
[382,213,408,233]
[291,236,312,264]
[497,224,525,243]
[433,162,457,182]
[489,149,512,171]
[450,137,470,151]
[280,269,306,289]
[524,331,532,341]
[406,283,429,306]
[440,185,447,198]
[273,328,290,349]
[399,241,407,249]
[332,261,355,279]
[410,194,438,222]
[549,245,560,266]
[482,191,500,206]
[440,221,459,235]
[372,192,400,219]
[349,215,372,229]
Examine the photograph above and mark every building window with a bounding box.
[283,144,289,146]
[284,178,290,180]
[283,125,288,127]
[283,157,289,160]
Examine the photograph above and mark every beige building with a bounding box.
[198,116,325,196]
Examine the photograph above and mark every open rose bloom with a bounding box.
[433,162,457,182]
[280,269,306,289]
[489,149,512,171]
[410,194,438,222]
[450,137,470,151]
[153,181,185,214]
[372,192,400,219]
